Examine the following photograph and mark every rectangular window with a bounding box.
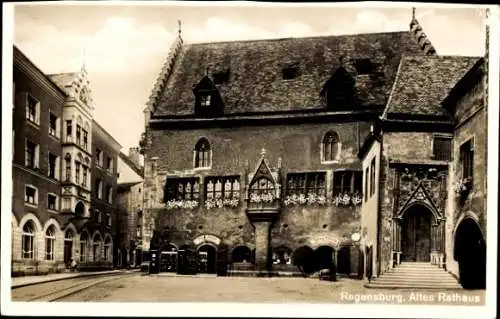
[26,94,39,124]
[25,186,37,205]
[200,94,211,107]
[107,186,113,203]
[25,140,38,169]
[76,125,81,145]
[83,130,88,150]
[48,153,58,179]
[106,157,113,173]
[205,176,240,200]
[82,166,88,187]
[460,139,474,184]
[107,214,112,227]
[370,158,376,197]
[364,167,369,202]
[136,225,142,238]
[49,113,58,138]
[47,193,57,211]
[333,170,362,195]
[75,162,81,185]
[95,149,102,166]
[286,172,326,196]
[433,136,452,161]
[165,178,200,201]
[65,157,71,182]
[66,120,72,142]
[63,197,71,210]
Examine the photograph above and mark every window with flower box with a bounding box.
[286,172,326,196]
[283,172,326,206]
[205,176,240,208]
[165,178,200,201]
[333,170,362,195]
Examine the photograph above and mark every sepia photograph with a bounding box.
[1,1,498,318]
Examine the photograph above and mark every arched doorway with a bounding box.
[198,244,217,274]
[293,246,315,274]
[64,229,74,267]
[273,246,292,265]
[232,246,251,263]
[401,205,433,262]
[454,218,486,289]
[314,246,334,273]
[75,201,85,218]
[337,246,351,274]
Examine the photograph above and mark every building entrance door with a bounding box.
[198,244,217,274]
[402,206,432,262]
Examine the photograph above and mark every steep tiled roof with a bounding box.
[119,152,144,178]
[383,55,480,118]
[117,181,142,193]
[153,31,426,116]
[48,72,79,90]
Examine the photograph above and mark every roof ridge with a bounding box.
[184,30,412,46]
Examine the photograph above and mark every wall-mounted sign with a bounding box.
[193,234,221,246]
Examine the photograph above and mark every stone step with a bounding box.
[379,275,458,282]
[372,276,458,284]
[389,270,452,275]
[398,263,441,268]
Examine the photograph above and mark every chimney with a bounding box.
[129,147,140,167]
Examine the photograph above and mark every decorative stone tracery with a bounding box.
[391,165,448,267]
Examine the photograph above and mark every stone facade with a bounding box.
[358,55,487,288]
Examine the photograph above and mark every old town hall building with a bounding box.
[141,12,488,288]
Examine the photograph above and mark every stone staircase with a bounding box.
[365,262,463,289]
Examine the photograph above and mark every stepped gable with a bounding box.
[152,31,427,117]
[382,55,480,119]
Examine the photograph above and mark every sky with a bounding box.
[12,2,487,155]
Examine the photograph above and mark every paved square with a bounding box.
[60,275,485,305]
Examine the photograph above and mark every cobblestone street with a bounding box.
[59,275,485,305]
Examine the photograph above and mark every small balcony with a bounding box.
[245,193,281,222]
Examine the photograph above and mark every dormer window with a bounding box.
[193,75,224,116]
[200,93,211,107]
[354,59,375,75]
[282,65,299,80]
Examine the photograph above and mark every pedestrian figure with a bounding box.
[71,258,77,272]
